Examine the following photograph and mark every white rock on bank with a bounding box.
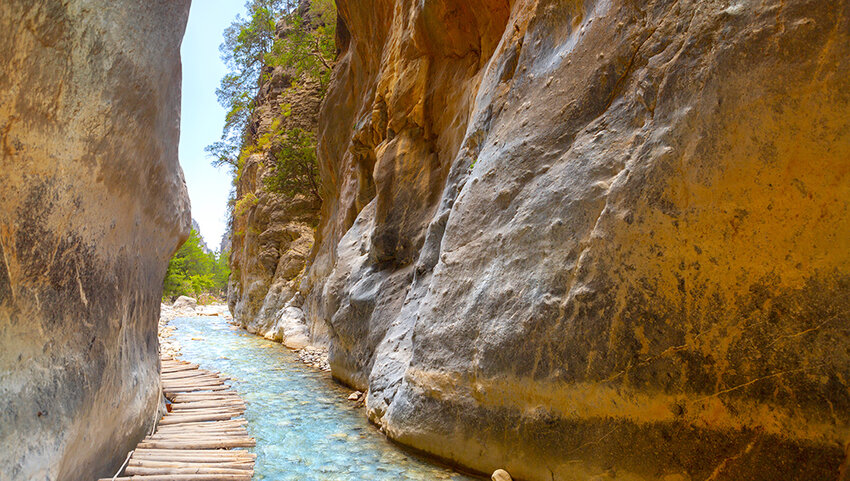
[197,303,232,318]
[492,469,512,481]
[172,295,198,311]
[263,305,310,349]
[348,391,363,401]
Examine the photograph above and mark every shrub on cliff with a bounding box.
[208,0,335,200]
[265,0,336,91]
[263,127,321,202]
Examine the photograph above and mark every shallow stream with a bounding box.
[169,315,479,481]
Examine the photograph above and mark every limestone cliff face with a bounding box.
[0,2,191,480]
[304,0,850,479]
[227,20,322,345]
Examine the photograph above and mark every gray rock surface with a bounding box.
[263,304,311,349]
[172,295,198,311]
[302,0,850,479]
[0,1,190,480]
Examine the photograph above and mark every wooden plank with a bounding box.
[164,405,241,412]
[98,474,252,481]
[144,434,252,440]
[162,380,226,388]
[156,418,247,426]
[163,385,230,393]
[161,370,220,378]
[129,457,254,464]
[161,364,198,373]
[170,402,246,411]
[147,433,251,440]
[129,458,254,465]
[171,392,240,400]
[154,421,248,430]
[110,357,256,480]
[133,449,254,458]
[162,375,224,384]
[136,439,256,449]
[155,420,248,430]
[158,413,238,425]
[162,381,230,391]
[152,424,249,432]
[166,371,219,376]
[124,466,252,475]
[169,396,240,403]
[169,397,241,404]
[149,432,251,440]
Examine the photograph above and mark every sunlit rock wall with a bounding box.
[227,5,325,345]
[305,0,850,479]
[227,69,322,342]
[0,1,191,480]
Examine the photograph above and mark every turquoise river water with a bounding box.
[169,315,480,481]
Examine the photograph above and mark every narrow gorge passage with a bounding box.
[2,0,848,480]
[166,314,479,481]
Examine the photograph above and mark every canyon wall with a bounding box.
[302,0,850,479]
[227,10,322,346]
[0,1,190,480]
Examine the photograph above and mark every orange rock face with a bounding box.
[304,0,850,479]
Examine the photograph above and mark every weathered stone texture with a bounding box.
[227,18,322,342]
[0,1,190,480]
[304,0,850,479]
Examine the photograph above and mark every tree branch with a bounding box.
[312,36,332,71]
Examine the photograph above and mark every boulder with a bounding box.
[173,295,198,311]
[264,305,311,349]
[491,470,512,481]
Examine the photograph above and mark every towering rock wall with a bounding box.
[303,0,850,479]
[227,13,323,345]
[0,1,191,480]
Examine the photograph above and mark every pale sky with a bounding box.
[178,0,246,252]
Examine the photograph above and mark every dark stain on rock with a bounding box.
[0,239,11,306]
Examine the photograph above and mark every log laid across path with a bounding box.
[97,356,256,481]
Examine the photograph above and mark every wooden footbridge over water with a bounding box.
[98,357,256,481]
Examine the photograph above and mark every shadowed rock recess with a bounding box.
[0,2,190,481]
[297,0,850,479]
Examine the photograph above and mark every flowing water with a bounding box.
[168,315,480,481]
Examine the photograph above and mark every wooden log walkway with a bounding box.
[97,356,255,481]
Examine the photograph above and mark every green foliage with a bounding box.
[234,192,260,217]
[265,0,336,91]
[211,0,335,233]
[209,1,336,172]
[163,229,231,300]
[263,127,321,202]
[206,0,289,171]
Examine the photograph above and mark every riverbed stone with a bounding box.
[491,469,512,481]
[173,295,198,311]
[0,1,191,480]
[302,0,850,480]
